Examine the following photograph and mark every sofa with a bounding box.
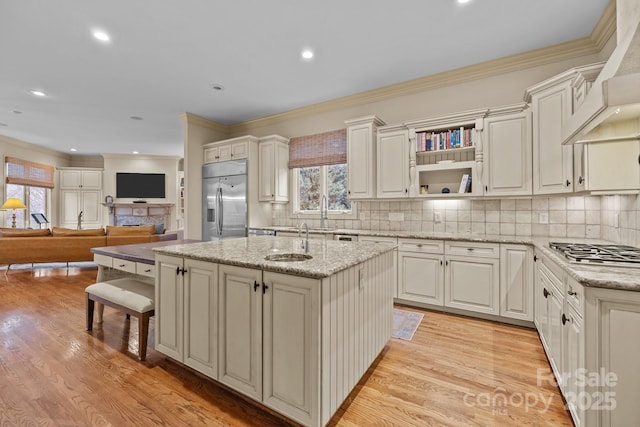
[0,225,177,266]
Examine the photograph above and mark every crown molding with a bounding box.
[0,134,72,162]
[230,9,615,134]
[179,112,230,134]
[101,153,181,161]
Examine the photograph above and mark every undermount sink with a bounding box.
[264,253,313,262]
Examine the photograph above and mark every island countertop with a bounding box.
[153,236,396,279]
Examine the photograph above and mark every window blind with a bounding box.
[5,156,55,189]
[288,128,347,169]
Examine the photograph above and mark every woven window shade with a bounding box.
[5,156,55,189]
[288,129,347,169]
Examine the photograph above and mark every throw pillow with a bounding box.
[52,227,105,236]
[154,223,165,234]
[0,228,51,237]
[106,224,155,236]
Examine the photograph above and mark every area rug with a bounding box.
[392,308,424,341]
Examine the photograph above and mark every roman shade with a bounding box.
[5,156,55,189]
[288,129,347,169]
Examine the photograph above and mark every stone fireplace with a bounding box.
[109,203,173,229]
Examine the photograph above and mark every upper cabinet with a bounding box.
[525,71,575,195]
[345,115,385,199]
[58,167,103,229]
[204,138,249,164]
[59,168,102,190]
[258,135,289,203]
[483,104,532,197]
[377,126,410,198]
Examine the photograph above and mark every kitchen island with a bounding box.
[152,236,396,427]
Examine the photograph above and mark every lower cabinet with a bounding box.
[397,239,444,305]
[444,242,500,316]
[534,257,564,382]
[500,244,534,321]
[562,302,584,426]
[155,254,218,378]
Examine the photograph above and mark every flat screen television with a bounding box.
[116,172,166,199]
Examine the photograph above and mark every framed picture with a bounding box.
[31,213,49,224]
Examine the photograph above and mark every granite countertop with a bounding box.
[265,227,640,292]
[153,236,396,279]
[91,239,200,264]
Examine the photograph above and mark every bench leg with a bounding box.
[86,295,94,331]
[138,312,152,361]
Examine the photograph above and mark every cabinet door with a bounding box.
[60,170,82,188]
[155,254,184,361]
[562,306,583,427]
[534,262,549,346]
[258,142,275,201]
[445,256,499,315]
[584,140,640,191]
[204,146,220,163]
[398,251,444,305]
[80,190,101,227]
[377,130,408,198]
[61,190,81,224]
[347,122,376,199]
[532,83,574,194]
[218,265,263,400]
[218,144,232,162]
[81,170,102,189]
[263,271,320,426]
[183,258,218,378]
[547,286,564,386]
[500,244,533,321]
[230,141,248,159]
[484,112,532,196]
[274,141,289,202]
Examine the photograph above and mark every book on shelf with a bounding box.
[416,127,475,152]
[459,174,472,193]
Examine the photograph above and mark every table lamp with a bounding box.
[1,198,27,228]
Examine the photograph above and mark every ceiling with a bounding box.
[0,0,610,157]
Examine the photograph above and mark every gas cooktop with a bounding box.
[549,242,640,266]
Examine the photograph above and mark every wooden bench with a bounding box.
[85,278,155,361]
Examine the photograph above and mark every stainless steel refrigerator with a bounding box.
[202,159,247,240]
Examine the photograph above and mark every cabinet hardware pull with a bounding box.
[445,260,448,266]
[568,290,577,296]
[416,244,423,248]
[176,266,181,275]
[533,255,538,262]
[254,280,259,292]
[562,313,569,325]
[578,176,584,184]
[543,288,549,298]
[440,260,443,266]
[118,264,126,268]
[181,268,186,276]
[144,269,151,273]
[467,248,474,251]
[485,185,488,192]
[263,282,269,294]
[405,188,408,194]
[566,179,571,187]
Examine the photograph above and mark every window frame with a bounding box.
[4,183,50,229]
[291,164,357,220]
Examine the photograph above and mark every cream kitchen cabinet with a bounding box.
[155,254,218,378]
[58,167,102,229]
[483,107,533,196]
[397,239,444,305]
[359,235,398,298]
[562,276,584,427]
[217,264,320,426]
[499,244,534,321]
[579,139,640,193]
[525,73,574,195]
[258,135,289,203]
[218,264,263,399]
[345,115,385,199]
[444,241,500,315]
[376,127,409,198]
[204,137,250,163]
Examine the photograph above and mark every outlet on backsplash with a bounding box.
[434,211,442,223]
[389,212,404,221]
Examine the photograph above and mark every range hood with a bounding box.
[562,0,640,144]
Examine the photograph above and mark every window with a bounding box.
[296,164,351,213]
[5,184,49,228]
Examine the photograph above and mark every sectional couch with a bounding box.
[0,225,177,266]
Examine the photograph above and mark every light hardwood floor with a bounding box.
[0,265,573,426]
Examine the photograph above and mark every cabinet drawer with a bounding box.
[93,254,113,267]
[136,262,155,278]
[445,241,499,258]
[398,238,443,254]
[565,276,583,314]
[358,235,398,245]
[112,258,136,273]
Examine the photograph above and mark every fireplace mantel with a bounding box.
[106,203,174,227]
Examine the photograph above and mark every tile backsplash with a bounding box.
[273,194,640,242]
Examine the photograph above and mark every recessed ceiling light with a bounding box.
[301,49,314,60]
[132,151,139,154]
[29,89,47,97]
[0,122,7,127]
[70,148,77,152]
[210,83,224,91]
[92,30,110,42]
[130,116,144,120]
[457,0,471,3]
[13,110,22,114]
